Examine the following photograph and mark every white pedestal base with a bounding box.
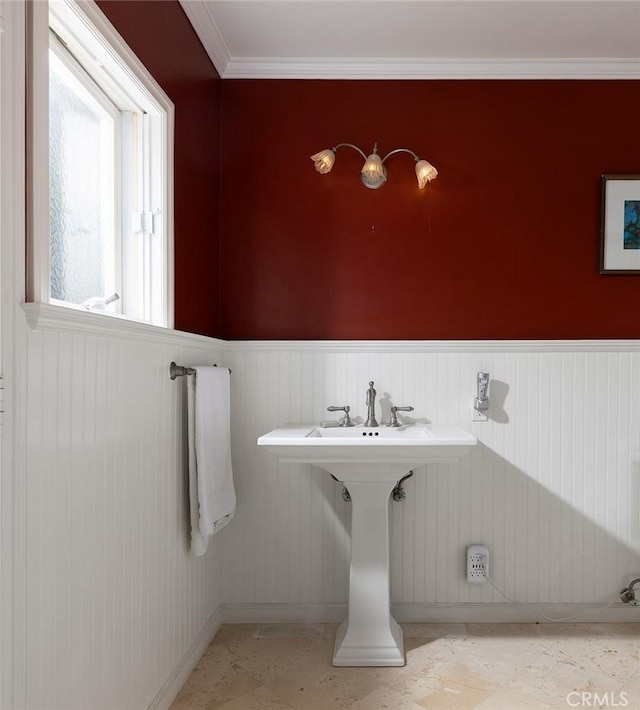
[332,615,404,666]
[331,479,405,667]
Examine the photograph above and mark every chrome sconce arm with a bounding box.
[311,141,438,190]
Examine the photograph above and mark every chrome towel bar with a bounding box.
[169,361,231,380]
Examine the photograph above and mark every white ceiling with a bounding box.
[179,0,640,79]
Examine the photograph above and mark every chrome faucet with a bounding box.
[327,405,354,427]
[364,380,379,427]
[388,405,414,427]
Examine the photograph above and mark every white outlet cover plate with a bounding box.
[467,544,489,583]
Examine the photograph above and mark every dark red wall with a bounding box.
[97,0,222,337]
[220,80,640,339]
[83,7,640,341]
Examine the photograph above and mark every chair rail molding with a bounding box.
[221,339,640,353]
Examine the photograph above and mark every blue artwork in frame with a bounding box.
[623,201,640,250]
[600,175,640,273]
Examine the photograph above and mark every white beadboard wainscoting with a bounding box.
[221,341,640,624]
[18,307,226,710]
[8,326,640,710]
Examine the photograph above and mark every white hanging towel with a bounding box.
[187,366,236,556]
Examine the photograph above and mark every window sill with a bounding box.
[22,302,222,348]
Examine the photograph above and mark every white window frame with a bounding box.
[27,0,174,329]
[48,34,122,310]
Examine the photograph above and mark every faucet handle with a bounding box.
[388,405,414,427]
[327,405,355,427]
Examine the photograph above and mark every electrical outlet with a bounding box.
[467,545,489,583]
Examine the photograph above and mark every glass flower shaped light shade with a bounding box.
[360,148,387,189]
[310,142,437,190]
[415,159,438,188]
[310,149,336,174]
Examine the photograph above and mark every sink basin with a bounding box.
[258,421,476,667]
[258,423,476,479]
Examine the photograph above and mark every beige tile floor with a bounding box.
[170,623,640,710]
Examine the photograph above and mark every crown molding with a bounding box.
[179,0,640,80]
[178,0,230,78]
[177,1,640,81]
[223,57,640,80]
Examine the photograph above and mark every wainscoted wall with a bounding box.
[222,341,640,621]
[8,326,640,709]
[19,309,226,710]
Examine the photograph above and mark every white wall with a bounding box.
[19,310,226,710]
[9,333,640,709]
[222,342,640,622]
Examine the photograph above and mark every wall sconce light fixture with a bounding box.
[310,142,437,190]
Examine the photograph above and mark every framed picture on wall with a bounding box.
[600,174,640,274]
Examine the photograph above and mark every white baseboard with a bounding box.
[222,603,348,624]
[220,602,640,625]
[393,602,640,623]
[148,607,223,710]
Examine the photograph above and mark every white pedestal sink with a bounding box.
[257,423,476,666]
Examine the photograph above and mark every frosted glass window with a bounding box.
[49,50,116,306]
[35,0,173,326]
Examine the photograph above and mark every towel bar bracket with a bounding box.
[170,362,195,380]
[170,361,231,380]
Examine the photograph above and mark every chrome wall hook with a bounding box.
[475,372,490,412]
